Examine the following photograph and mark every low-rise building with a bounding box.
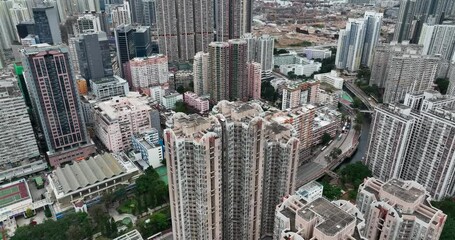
[314,70,344,89]
[184,91,210,113]
[47,153,140,211]
[174,70,193,90]
[162,92,183,110]
[279,61,322,77]
[282,81,319,110]
[357,178,446,240]
[131,129,163,169]
[312,107,342,146]
[114,229,143,240]
[94,93,152,152]
[90,75,129,101]
[304,48,332,60]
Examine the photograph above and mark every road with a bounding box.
[295,122,357,187]
[344,81,378,110]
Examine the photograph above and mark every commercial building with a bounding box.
[132,129,163,169]
[336,12,382,71]
[365,91,455,200]
[184,91,210,113]
[21,44,95,167]
[111,1,131,28]
[94,94,152,152]
[76,14,102,34]
[126,55,169,94]
[369,42,422,88]
[47,153,140,210]
[90,75,129,101]
[32,5,61,45]
[133,26,152,57]
[114,24,135,78]
[281,81,319,110]
[383,54,440,103]
[314,70,344,89]
[74,31,112,83]
[9,3,31,38]
[419,23,455,61]
[165,101,299,240]
[0,74,40,171]
[357,178,446,240]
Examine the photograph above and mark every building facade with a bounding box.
[419,23,455,61]
[32,6,61,45]
[126,55,169,94]
[21,44,95,167]
[193,51,210,96]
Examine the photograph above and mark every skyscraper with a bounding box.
[155,0,213,61]
[165,101,299,240]
[0,74,40,169]
[247,61,261,100]
[76,14,103,34]
[75,31,112,83]
[228,39,248,101]
[335,11,382,72]
[21,44,95,167]
[32,5,62,45]
[126,55,169,94]
[193,51,209,96]
[383,54,440,103]
[419,23,455,61]
[115,24,135,77]
[255,35,275,75]
[133,26,152,57]
[111,1,131,29]
[9,3,31,38]
[143,0,157,28]
[208,42,230,102]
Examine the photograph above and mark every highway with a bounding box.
[296,122,357,188]
[344,80,378,111]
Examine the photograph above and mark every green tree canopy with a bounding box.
[339,162,372,189]
[435,78,450,95]
[321,132,332,145]
[431,199,455,240]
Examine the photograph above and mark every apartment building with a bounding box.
[126,55,169,94]
[94,94,152,152]
[357,178,446,240]
[281,81,319,110]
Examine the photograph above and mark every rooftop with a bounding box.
[51,153,138,195]
[298,198,355,236]
[381,179,425,203]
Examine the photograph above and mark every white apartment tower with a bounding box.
[193,51,210,96]
[256,35,275,75]
[111,2,131,29]
[419,23,455,61]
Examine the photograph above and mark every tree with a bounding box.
[25,208,33,218]
[287,71,297,80]
[175,101,187,113]
[339,162,372,189]
[261,81,280,102]
[356,66,371,83]
[354,124,362,132]
[355,112,364,125]
[273,48,289,55]
[176,86,185,94]
[330,148,342,159]
[321,132,332,145]
[320,180,342,200]
[435,78,450,95]
[431,199,455,240]
[351,97,363,108]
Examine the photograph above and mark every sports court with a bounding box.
[0,180,30,208]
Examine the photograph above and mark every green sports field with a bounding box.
[0,184,26,208]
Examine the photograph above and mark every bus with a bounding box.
[321,146,327,151]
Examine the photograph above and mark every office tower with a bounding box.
[75,31,112,83]
[0,75,40,169]
[255,35,274,75]
[68,37,80,74]
[165,101,299,240]
[10,3,31,38]
[370,42,423,88]
[228,39,248,101]
[33,6,62,45]
[419,23,455,61]
[133,26,152,57]
[357,178,446,239]
[94,95,152,152]
[361,12,383,67]
[383,55,439,103]
[16,21,35,39]
[127,55,169,93]
[143,0,156,28]
[129,0,143,24]
[365,105,415,181]
[76,14,103,34]
[115,24,135,77]
[165,114,223,240]
[208,42,230,102]
[155,0,213,61]
[215,0,252,41]
[193,51,209,96]
[111,1,131,29]
[21,45,95,167]
[336,12,382,72]
[247,61,261,100]
[90,75,129,100]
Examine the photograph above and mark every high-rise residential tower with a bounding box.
[111,1,131,28]
[21,44,95,167]
[32,5,62,45]
[215,0,252,41]
[126,55,169,94]
[193,51,210,96]
[255,35,275,75]
[208,42,230,102]
[336,11,382,72]
[419,23,455,61]
[228,39,248,101]
[247,61,261,100]
[143,0,157,28]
